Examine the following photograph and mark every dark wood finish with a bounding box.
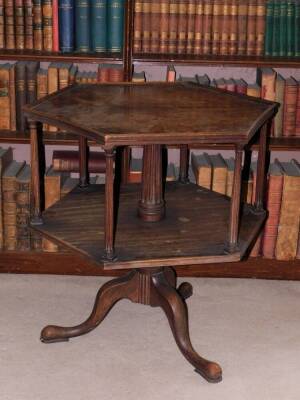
[104,148,116,261]
[179,145,189,183]
[29,121,43,225]
[255,123,268,210]
[40,266,222,383]
[138,145,165,222]
[79,136,88,187]
[123,0,134,81]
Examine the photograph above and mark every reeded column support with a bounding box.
[79,136,89,187]
[104,147,116,261]
[255,123,268,211]
[29,120,43,225]
[138,144,165,222]
[178,145,189,183]
[226,145,244,253]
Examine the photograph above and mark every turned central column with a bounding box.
[138,144,165,222]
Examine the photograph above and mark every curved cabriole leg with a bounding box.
[41,270,137,343]
[152,270,222,383]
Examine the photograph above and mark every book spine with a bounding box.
[141,0,150,52]
[287,0,295,56]
[246,0,257,56]
[0,90,10,130]
[15,62,27,132]
[283,82,298,137]
[42,0,53,51]
[33,0,43,50]
[58,0,74,52]
[271,0,279,56]
[279,0,287,56]
[237,0,248,55]
[185,0,195,54]
[168,0,179,53]
[3,178,18,251]
[16,180,31,251]
[0,0,4,49]
[75,0,90,52]
[108,66,124,82]
[4,0,15,49]
[24,0,34,49]
[202,0,213,55]
[107,0,124,53]
[52,0,59,51]
[133,0,142,53]
[220,0,230,56]
[37,70,48,99]
[296,86,300,136]
[264,1,273,56]
[193,0,203,55]
[150,0,160,53]
[228,0,238,55]
[255,0,266,56]
[159,0,169,53]
[9,65,17,131]
[296,0,300,57]
[91,0,107,52]
[15,0,25,49]
[26,61,39,104]
[177,0,188,54]
[52,150,106,173]
[212,0,223,55]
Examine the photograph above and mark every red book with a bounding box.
[52,150,106,173]
[283,77,298,137]
[262,160,284,259]
[235,78,247,94]
[52,0,59,51]
[295,81,300,137]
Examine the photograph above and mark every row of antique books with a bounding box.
[0,146,106,252]
[134,0,300,57]
[191,152,300,261]
[0,61,124,132]
[0,0,124,53]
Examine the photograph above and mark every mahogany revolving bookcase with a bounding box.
[24,82,278,383]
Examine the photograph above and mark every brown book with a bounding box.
[37,68,48,99]
[108,65,124,82]
[209,153,227,194]
[4,0,15,49]
[150,0,160,53]
[133,0,143,53]
[0,0,4,49]
[212,0,223,55]
[69,64,78,84]
[0,64,11,130]
[33,0,43,50]
[282,77,298,137]
[191,152,212,189]
[202,0,213,54]
[274,73,285,138]
[296,80,300,137]
[237,0,248,55]
[47,62,59,132]
[262,160,284,259]
[225,78,236,92]
[246,83,261,98]
[177,0,188,54]
[15,0,25,49]
[9,63,16,131]
[24,0,34,49]
[58,62,72,89]
[44,166,70,209]
[168,0,179,53]
[0,147,13,248]
[255,0,266,56]
[16,164,31,251]
[42,0,53,51]
[97,63,110,82]
[193,0,203,55]
[159,0,169,53]
[228,0,238,55]
[166,64,176,82]
[15,61,27,132]
[235,78,247,94]
[142,0,151,53]
[275,160,300,261]
[186,0,195,54]
[246,0,257,56]
[257,67,276,101]
[2,160,26,250]
[242,168,253,204]
[26,61,40,105]
[220,0,230,55]
[52,150,106,173]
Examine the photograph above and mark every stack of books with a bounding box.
[0,0,125,53]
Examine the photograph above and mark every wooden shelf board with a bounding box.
[133,54,300,68]
[0,49,123,63]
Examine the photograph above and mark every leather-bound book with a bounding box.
[228,0,238,55]
[33,0,43,50]
[16,164,31,251]
[107,0,125,53]
[264,0,273,56]
[42,0,53,51]
[237,0,248,55]
[47,62,59,132]
[69,64,78,83]
[177,0,188,54]
[191,153,212,189]
[225,157,234,197]
[0,147,13,249]
[26,61,40,105]
[159,0,169,53]
[271,0,279,56]
[58,62,72,88]
[97,63,110,82]
[166,64,176,82]
[141,0,151,52]
[242,169,253,204]
[211,0,223,55]
[220,0,230,55]
[193,0,203,55]
[150,0,160,53]
[108,65,124,82]
[8,64,16,131]
[58,0,75,52]
[15,0,25,49]
[255,0,266,56]
[52,150,106,173]
[262,160,284,259]
[275,160,300,261]
[37,68,48,99]
[225,78,236,92]
[52,0,59,51]
[287,0,295,57]
[257,67,276,101]
[246,0,257,56]
[274,73,285,138]
[4,0,15,49]
[91,0,107,52]
[186,0,195,54]
[15,61,27,132]
[246,82,261,98]
[75,0,90,52]
[168,0,179,54]
[0,64,11,130]
[202,0,213,55]
[209,153,227,195]
[282,77,298,137]
[24,0,34,49]
[235,78,247,94]
[0,0,4,49]
[279,0,287,57]
[296,79,300,137]
[296,0,300,57]
[133,0,142,53]
[3,161,25,251]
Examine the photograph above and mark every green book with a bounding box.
[279,0,287,56]
[271,0,280,56]
[295,0,300,56]
[264,0,274,56]
[75,0,91,53]
[90,0,107,52]
[287,0,295,56]
[107,0,125,53]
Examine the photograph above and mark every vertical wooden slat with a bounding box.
[178,145,189,183]
[104,148,116,260]
[29,120,43,225]
[123,0,134,81]
[79,136,88,187]
[255,123,268,210]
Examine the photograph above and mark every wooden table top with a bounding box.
[24,82,278,147]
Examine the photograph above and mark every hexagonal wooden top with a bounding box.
[23,82,278,147]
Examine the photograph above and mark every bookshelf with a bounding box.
[0,0,300,279]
